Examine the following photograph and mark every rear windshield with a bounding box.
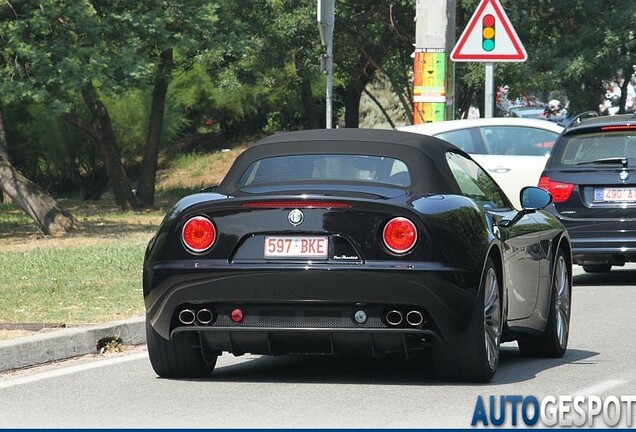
[556,132,636,165]
[479,126,558,156]
[238,154,411,187]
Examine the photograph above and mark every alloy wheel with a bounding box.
[554,255,570,349]
[483,267,501,370]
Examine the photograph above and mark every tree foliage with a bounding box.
[334,0,415,127]
[1,0,636,225]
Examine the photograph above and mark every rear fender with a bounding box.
[413,194,495,271]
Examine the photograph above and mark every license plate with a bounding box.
[594,187,636,202]
[264,236,328,259]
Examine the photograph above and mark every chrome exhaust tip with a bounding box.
[178,309,196,325]
[196,308,214,325]
[385,310,403,326]
[406,310,424,327]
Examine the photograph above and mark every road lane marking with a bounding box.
[0,352,148,389]
[575,379,628,396]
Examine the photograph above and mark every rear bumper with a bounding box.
[181,327,439,358]
[551,216,636,264]
[144,261,479,353]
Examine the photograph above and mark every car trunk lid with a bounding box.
[170,193,433,264]
[545,165,636,219]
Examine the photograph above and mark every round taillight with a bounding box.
[382,217,417,254]
[182,216,216,253]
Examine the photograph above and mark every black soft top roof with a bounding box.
[217,129,467,195]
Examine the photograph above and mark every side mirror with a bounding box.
[520,186,552,210]
[499,187,552,228]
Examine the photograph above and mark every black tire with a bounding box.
[432,258,502,383]
[146,319,218,378]
[582,264,611,273]
[518,249,571,358]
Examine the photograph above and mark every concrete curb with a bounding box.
[0,317,146,373]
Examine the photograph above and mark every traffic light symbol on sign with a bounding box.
[482,14,495,52]
[451,0,527,62]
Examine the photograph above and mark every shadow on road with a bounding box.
[196,345,598,386]
[574,266,636,286]
[493,346,598,385]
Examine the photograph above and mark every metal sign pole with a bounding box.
[325,42,333,129]
[484,62,494,118]
[317,0,335,129]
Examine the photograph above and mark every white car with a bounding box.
[398,118,564,208]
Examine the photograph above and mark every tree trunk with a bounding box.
[0,105,12,203]
[294,50,320,129]
[617,66,634,115]
[67,82,140,211]
[136,49,173,207]
[343,54,376,128]
[0,105,77,236]
[343,82,364,128]
[0,159,78,236]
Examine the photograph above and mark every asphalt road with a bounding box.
[0,265,635,428]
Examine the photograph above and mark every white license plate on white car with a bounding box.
[264,236,328,258]
[594,187,636,202]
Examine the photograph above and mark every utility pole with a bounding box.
[413,0,455,124]
[317,0,335,129]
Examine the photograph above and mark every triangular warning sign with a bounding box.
[450,0,527,62]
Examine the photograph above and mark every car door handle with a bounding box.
[488,167,511,173]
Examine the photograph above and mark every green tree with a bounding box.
[211,0,324,132]
[0,1,143,210]
[334,0,415,127]
[0,0,229,210]
[215,0,415,130]
[0,1,78,235]
[108,1,228,206]
[0,102,78,235]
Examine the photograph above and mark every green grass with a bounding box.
[0,203,37,231]
[0,196,174,325]
[172,151,209,175]
[155,185,207,203]
[0,144,245,326]
[0,236,149,324]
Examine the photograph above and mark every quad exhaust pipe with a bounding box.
[178,309,196,325]
[385,310,403,326]
[406,310,424,326]
[385,309,425,327]
[196,308,214,325]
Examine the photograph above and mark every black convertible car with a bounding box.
[143,129,572,382]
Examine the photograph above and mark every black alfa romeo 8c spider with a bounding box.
[143,129,572,382]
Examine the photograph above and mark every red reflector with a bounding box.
[538,176,574,203]
[600,124,636,131]
[242,201,351,209]
[382,217,417,254]
[182,216,216,253]
[230,308,244,323]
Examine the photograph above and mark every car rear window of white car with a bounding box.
[479,126,557,156]
[435,126,558,156]
[558,132,636,165]
[238,154,411,187]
